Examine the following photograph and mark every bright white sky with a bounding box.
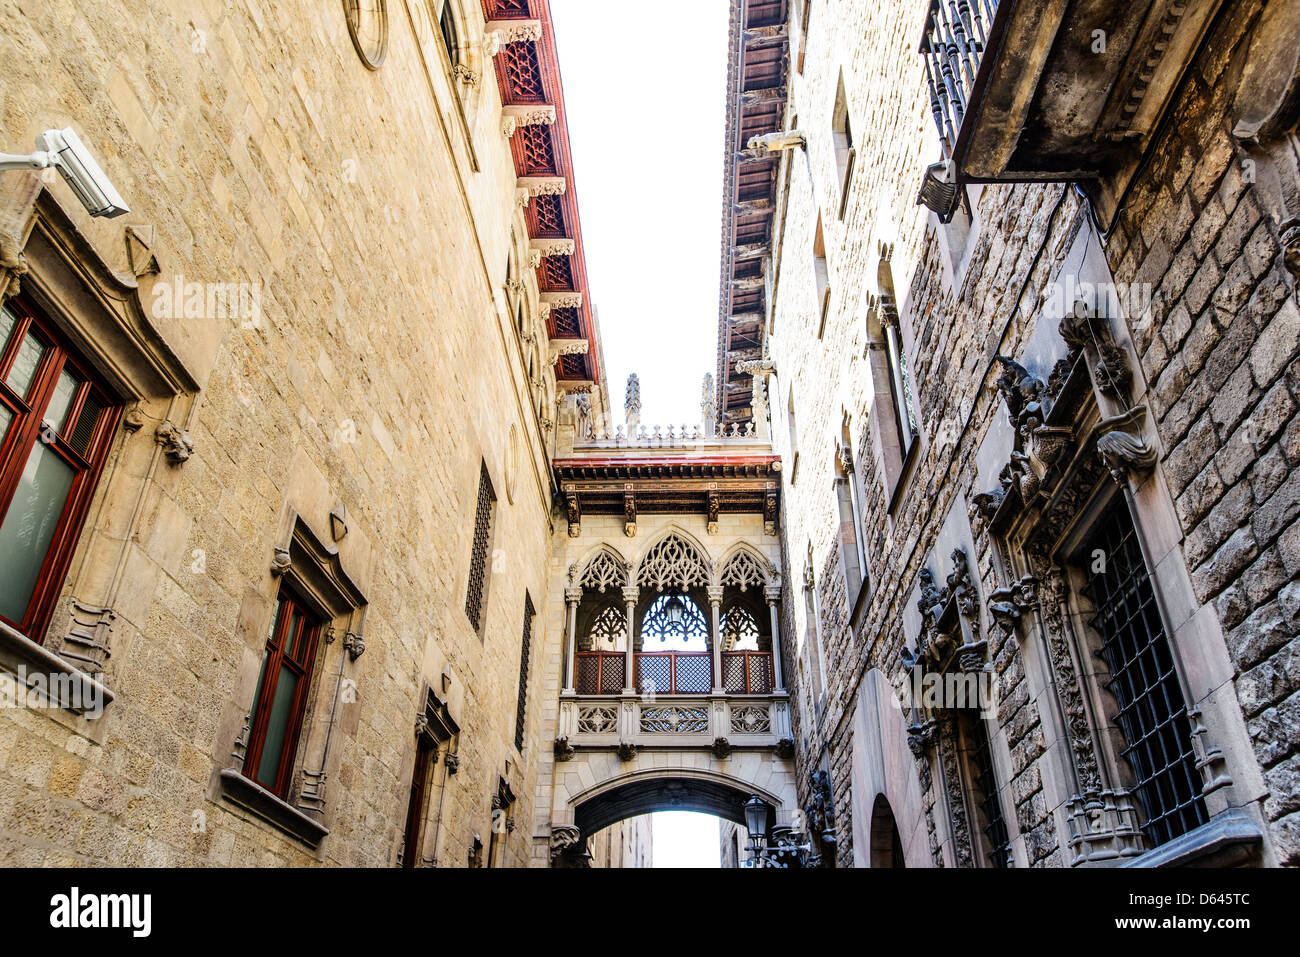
[550,0,730,429]
[650,812,724,868]
[550,0,732,867]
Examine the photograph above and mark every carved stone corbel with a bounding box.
[270,547,292,577]
[1095,406,1158,484]
[155,420,193,465]
[553,736,575,762]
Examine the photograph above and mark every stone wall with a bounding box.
[765,0,1295,867]
[0,0,560,867]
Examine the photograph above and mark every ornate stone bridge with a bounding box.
[533,422,801,866]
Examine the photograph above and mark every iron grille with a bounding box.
[464,463,494,633]
[965,712,1011,868]
[575,652,624,695]
[1086,499,1207,847]
[514,595,534,752]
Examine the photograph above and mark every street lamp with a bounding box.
[743,795,769,864]
[743,794,813,868]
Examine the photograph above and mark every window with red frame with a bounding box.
[0,298,119,640]
[243,590,324,798]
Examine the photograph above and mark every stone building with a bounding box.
[726,0,1300,867]
[0,0,614,868]
[1,0,1298,872]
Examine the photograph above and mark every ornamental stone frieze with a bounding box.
[517,176,567,199]
[549,338,589,362]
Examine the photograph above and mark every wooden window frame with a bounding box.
[242,587,324,799]
[0,295,120,642]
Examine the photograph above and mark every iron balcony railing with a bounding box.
[574,650,775,696]
[920,0,998,159]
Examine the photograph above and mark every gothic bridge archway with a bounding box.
[544,442,796,867]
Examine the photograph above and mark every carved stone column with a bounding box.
[708,585,725,694]
[563,586,582,695]
[765,585,785,692]
[622,586,639,694]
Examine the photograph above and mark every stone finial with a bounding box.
[701,373,717,436]
[625,373,641,437]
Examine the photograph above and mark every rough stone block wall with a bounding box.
[1105,0,1300,864]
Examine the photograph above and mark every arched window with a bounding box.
[586,602,626,649]
[721,604,761,651]
[640,591,708,650]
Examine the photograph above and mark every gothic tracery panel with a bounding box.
[719,549,768,591]
[637,534,710,592]
[579,549,625,592]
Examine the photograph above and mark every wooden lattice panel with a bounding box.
[486,0,531,18]
[559,353,588,379]
[551,307,582,338]
[540,255,574,290]
[514,123,556,176]
[530,193,565,237]
[501,42,546,103]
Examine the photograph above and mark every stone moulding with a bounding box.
[0,617,114,717]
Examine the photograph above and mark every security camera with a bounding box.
[0,127,129,218]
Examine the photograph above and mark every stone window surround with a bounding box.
[213,510,367,850]
[0,184,199,714]
[973,300,1269,867]
[399,681,461,868]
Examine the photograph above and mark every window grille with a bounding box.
[514,595,534,752]
[464,463,495,632]
[965,713,1011,868]
[1086,499,1207,847]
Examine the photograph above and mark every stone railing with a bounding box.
[557,693,791,751]
[574,422,762,449]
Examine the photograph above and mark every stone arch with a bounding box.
[868,793,905,868]
[434,0,488,114]
[563,762,795,838]
[714,542,777,591]
[572,543,630,593]
[850,668,931,867]
[632,526,713,592]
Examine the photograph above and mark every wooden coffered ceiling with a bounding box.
[715,0,789,427]
[484,0,601,384]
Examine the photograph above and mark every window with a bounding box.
[796,0,813,74]
[1084,498,1207,847]
[786,390,800,484]
[959,710,1011,868]
[802,554,826,702]
[401,739,435,869]
[0,298,118,639]
[243,588,324,797]
[488,778,515,867]
[835,431,867,600]
[832,73,855,217]
[436,0,459,68]
[813,214,830,337]
[514,594,534,752]
[464,462,496,633]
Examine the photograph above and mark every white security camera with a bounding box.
[0,127,129,218]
